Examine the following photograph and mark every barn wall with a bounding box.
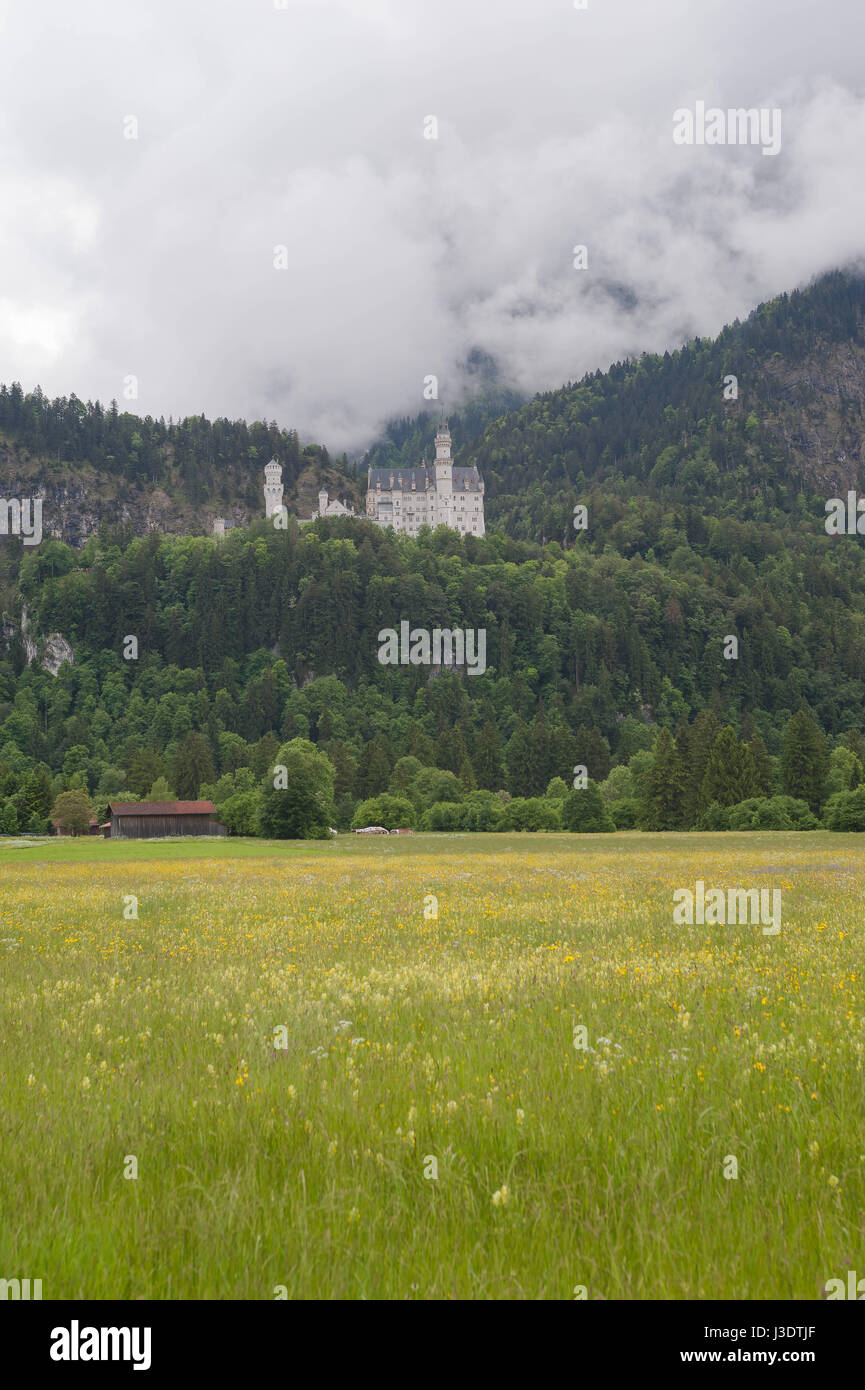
[110,815,225,839]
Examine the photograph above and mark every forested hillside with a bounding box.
[3,269,865,837]
[463,269,865,540]
[0,380,516,546]
[0,390,359,544]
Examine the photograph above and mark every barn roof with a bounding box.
[108,801,217,816]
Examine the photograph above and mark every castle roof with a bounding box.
[367,464,483,492]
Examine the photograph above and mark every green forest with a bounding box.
[3,270,865,837]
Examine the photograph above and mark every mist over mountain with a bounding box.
[4,267,865,547]
[461,268,865,540]
[3,0,865,449]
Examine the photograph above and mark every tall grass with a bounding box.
[0,832,861,1298]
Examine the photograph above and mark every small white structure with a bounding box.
[315,487,356,518]
[299,487,359,525]
[264,459,284,519]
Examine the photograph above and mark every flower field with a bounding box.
[1,831,863,1299]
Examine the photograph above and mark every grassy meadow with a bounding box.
[0,830,862,1300]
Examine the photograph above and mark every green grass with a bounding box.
[1,831,862,1299]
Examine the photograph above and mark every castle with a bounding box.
[257,422,486,538]
[366,421,485,537]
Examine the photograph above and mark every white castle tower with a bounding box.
[434,420,453,495]
[263,458,284,518]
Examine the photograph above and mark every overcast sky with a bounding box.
[0,0,863,452]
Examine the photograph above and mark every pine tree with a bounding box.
[682,709,720,824]
[22,766,53,820]
[781,708,827,813]
[473,721,503,790]
[326,740,358,799]
[640,728,685,829]
[841,730,865,786]
[458,758,477,793]
[745,736,773,796]
[356,736,392,798]
[700,728,752,808]
[505,721,535,797]
[575,724,612,781]
[528,705,554,794]
[406,726,436,766]
[126,748,164,798]
[443,727,470,776]
[172,732,214,800]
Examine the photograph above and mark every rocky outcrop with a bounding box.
[40,632,74,675]
[12,604,74,674]
[758,341,865,492]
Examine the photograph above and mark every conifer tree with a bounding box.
[173,731,214,799]
[781,707,827,813]
[458,758,477,793]
[745,736,773,796]
[528,705,554,794]
[326,740,358,799]
[682,709,720,825]
[700,727,752,807]
[473,721,503,790]
[640,728,685,830]
[575,724,612,781]
[504,721,535,798]
[356,736,391,799]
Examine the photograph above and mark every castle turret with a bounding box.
[264,458,284,518]
[434,420,453,497]
[318,488,329,516]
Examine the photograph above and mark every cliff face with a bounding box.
[0,445,363,548]
[0,447,247,547]
[757,340,865,493]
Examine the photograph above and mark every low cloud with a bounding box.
[0,0,863,451]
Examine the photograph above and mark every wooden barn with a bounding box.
[106,800,227,840]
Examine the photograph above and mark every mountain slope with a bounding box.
[459,268,865,540]
[3,270,865,836]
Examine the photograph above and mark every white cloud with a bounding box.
[0,0,863,450]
